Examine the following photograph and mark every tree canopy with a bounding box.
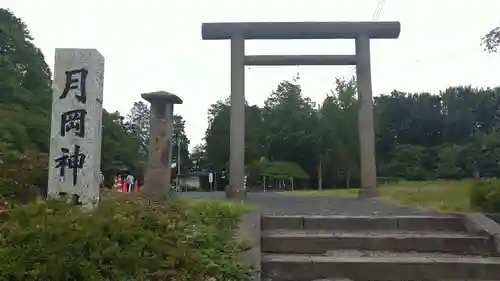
[200,77,500,189]
[482,26,500,53]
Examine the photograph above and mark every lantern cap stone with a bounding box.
[141,91,183,104]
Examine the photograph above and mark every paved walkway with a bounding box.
[180,191,449,216]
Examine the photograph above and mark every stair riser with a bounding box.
[263,216,465,231]
[262,260,500,281]
[262,236,496,255]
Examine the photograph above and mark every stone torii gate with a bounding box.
[201,21,401,199]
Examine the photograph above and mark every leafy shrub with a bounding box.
[0,191,251,281]
[405,166,427,181]
[470,178,500,213]
[377,177,403,185]
[0,142,48,203]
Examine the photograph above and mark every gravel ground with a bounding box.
[179,191,449,216]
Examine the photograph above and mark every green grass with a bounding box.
[288,179,475,212]
[287,188,359,197]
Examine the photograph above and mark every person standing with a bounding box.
[99,171,104,189]
[126,174,135,193]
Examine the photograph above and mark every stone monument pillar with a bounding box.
[47,48,105,207]
[141,91,183,195]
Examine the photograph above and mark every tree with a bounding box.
[318,77,359,188]
[204,99,265,171]
[172,114,190,174]
[204,99,230,170]
[201,77,500,188]
[0,8,52,153]
[436,144,465,179]
[125,101,150,155]
[190,144,207,171]
[262,79,320,179]
[481,26,500,53]
[0,9,53,199]
[101,110,145,186]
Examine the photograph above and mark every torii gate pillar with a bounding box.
[202,22,401,199]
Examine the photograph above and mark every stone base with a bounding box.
[357,188,380,199]
[226,187,247,199]
[237,212,261,281]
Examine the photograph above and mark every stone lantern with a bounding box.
[141,91,183,195]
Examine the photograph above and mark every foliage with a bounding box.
[0,192,251,281]
[125,101,150,154]
[201,76,500,190]
[318,77,359,187]
[248,160,309,179]
[262,80,319,178]
[0,8,52,154]
[190,144,207,172]
[481,26,500,53]
[376,177,403,185]
[171,114,191,174]
[470,178,500,213]
[100,110,145,186]
[0,142,47,202]
[204,99,231,170]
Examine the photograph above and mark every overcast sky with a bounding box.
[3,0,500,149]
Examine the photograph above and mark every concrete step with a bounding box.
[263,277,500,280]
[262,215,465,231]
[261,250,500,281]
[262,229,497,255]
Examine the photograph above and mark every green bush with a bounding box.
[377,177,403,185]
[470,178,500,213]
[405,166,427,181]
[0,191,251,281]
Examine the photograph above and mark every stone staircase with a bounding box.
[260,215,500,281]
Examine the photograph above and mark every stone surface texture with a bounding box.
[47,48,104,207]
[262,229,496,255]
[355,34,378,198]
[202,22,401,40]
[141,91,182,194]
[261,214,500,281]
[228,36,247,199]
[237,211,261,280]
[464,213,500,253]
